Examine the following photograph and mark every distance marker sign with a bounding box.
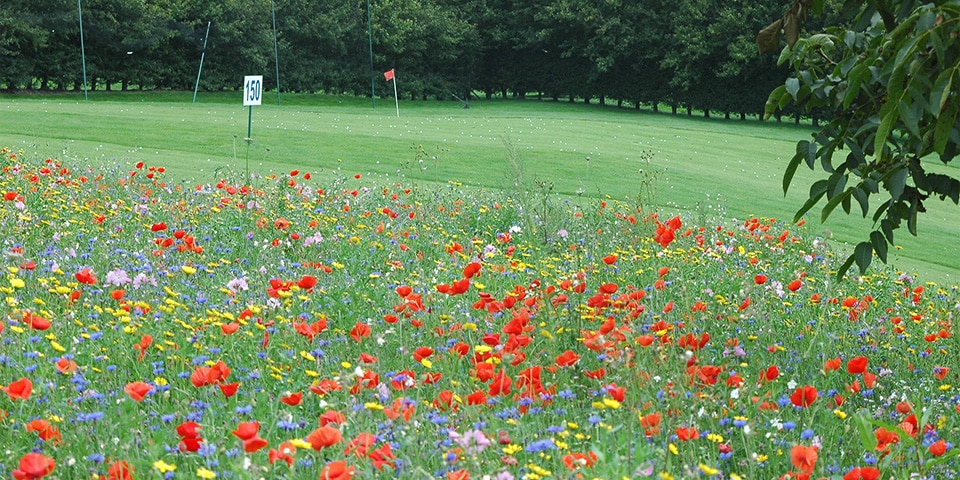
[243,75,263,106]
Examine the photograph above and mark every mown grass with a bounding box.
[1,90,957,283]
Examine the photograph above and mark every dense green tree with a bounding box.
[763,0,960,277]
[0,1,53,90]
[374,0,478,100]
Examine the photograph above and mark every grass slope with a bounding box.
[1,91,957,284]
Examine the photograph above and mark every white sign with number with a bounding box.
[243,75,263,106]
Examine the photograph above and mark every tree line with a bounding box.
[3,0,803,118]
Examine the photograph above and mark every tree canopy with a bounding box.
[2,0,789,118]
[762,0,960,277]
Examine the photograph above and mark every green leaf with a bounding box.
[874,101,898,157]
[784,10,801,49]
[842,64,868,110]
[889,167,907,201]
[854,241,873,273]
[880,218,895,244]
[934,99,959,156]
[764,85,788,120]
[836,253,857,280]
[870,231,888,263]
[908,195,919,235]
[827,173,847,198]
[784,149,803,195]
[757,18,783,55]
[930,69,954,116]
[897,99,921,139]
[852,186,869,217]
[794,180,827,222]
[821,188,851,223]
[785,77,800,100]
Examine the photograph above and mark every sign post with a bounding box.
[243,75,263,140]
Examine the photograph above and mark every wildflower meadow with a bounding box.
[1,145,959,480]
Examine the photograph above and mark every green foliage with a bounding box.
[763,0,960,278]
[1,0,790,117]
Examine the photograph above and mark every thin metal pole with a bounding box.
[78,0,88,100]
[367,0,375,108]
[272,0,281,105]
[192,22,211,104]
[392,75,399,118]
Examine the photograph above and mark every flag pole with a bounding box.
[271,0,281,105]
[392,74,399,118]
[367,0,375,108]
[192,22,211,104]
[78,0,88,100]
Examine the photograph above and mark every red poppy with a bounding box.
[233,421,269,453]
[269,441,297,467]
[562,452,598,470]
[555,350,580,367]
[22,311,51,330]
[369,442,395,470]
[676,426,699,441]
[179,436,203,453]
[150,222,167,231]
[307,425,343,450]
[319,460,355,480]
[350,322,371,342]
[787,279,802,291]
[843,466,881,480]
[106,460,133,480]
[12,452,56,480]
[929,439,948,457]
[463,262,482,279]
[4,377,33,400]
[176,421,203,452]
[344,432,377,457]
[280,391,303,406]
[75,267,98,285]
[319,410,347,426]
[606,383,626,402]
[25,419,61,443]
[190,360,231,387]
[824,357,842,372]
[221,322,240,335]
[413,346,435,362]
[790,385,818,408]
[447,470,470,480]
[874,426,899,451]
[232,421,260,440]
[297,275,318,290]
[488,369,512,396]
[602,255,617,265]
[123,381,153,402]
[759,365,779,383]
[219,382,240,398]
[790,445,818,474]
[466,390,487,405]
[754,274,767,285]
[847,356,868,374]
[135,334,152,361]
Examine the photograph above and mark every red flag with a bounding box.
[384,69,395,81]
